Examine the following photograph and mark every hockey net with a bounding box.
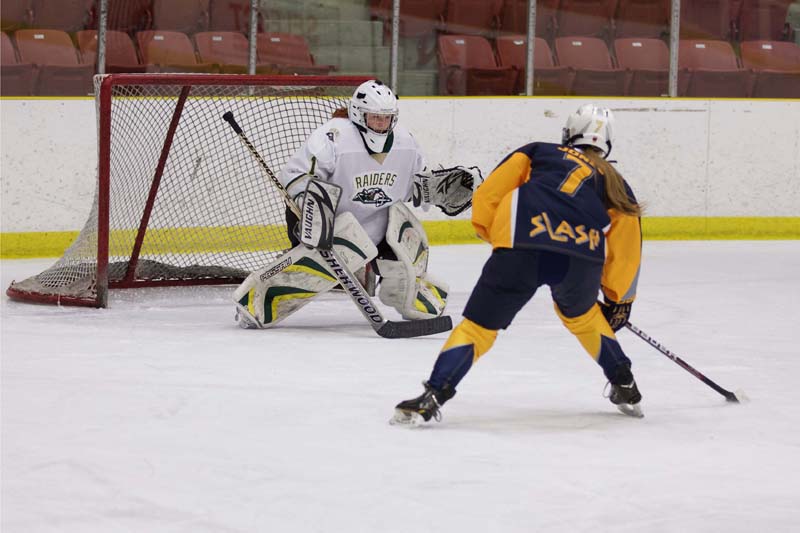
[6,74,369,307]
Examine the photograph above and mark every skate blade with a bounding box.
[389,408,424,427]
[616,403,644,418]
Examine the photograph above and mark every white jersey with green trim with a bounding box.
[279,118,426,244]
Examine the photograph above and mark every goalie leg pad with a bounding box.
[378,260,449,320]
[377,204,449,320]
[233,212,377,328]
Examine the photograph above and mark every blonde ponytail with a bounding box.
[583,147,642,216]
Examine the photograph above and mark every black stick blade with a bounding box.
[377,315,453,339]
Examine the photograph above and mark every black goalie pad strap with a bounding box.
[300,179,342,250]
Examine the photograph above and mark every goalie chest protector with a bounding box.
[282,118,426,245]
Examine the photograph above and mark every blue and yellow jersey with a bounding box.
[472,141,642,303]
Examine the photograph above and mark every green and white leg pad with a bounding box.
[377,203,449,320]
[233,211,377,329]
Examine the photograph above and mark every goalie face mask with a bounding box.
[349,80,399,152]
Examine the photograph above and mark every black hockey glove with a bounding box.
[600,298,632,332]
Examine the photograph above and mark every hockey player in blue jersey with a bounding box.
[392,104,645,425]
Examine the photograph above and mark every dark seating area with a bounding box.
[1,0,798,97]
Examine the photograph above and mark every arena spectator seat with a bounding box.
[374,0,446,37]
[209,0,261,32]
[1,0,32,32]
[137,30,215,73]
[14,29,93,95]
[496,35,572,94]
[256,33,332,75]
[680,0,735,40]
[736,0,795,41]
[373,0,447,68]
[103,0,152,33]
[678,39,749,96]
[556,0,616,38]
[152,0,209,34]
[613,0,670,39]
[614,37,669,95]
[76,30,144,73]
[1,31,37,95]
[437,34,517,95]
[195,31,269,73]
[741,40,800,97]
[501,0,559,42]
[554,36,626,95]
[442,0,503,36]
[29,0,92,32]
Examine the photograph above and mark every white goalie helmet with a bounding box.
[561,104,615,158]
[349,79,399,152]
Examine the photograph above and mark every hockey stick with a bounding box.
[222,111,452,339]
[624,321,745,403]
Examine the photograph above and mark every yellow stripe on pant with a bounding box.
[553,302,632,381]
[429,318,498,390]
[442,318,498,361]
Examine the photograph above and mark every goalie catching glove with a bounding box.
[412,165,483,216]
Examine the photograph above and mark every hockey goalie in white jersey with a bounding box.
[233,79,481,332]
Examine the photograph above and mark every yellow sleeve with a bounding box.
[472,152,531,241]
[601,209,642,303]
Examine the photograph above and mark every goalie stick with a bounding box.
[624,321,746,403]
[222,111,453,339]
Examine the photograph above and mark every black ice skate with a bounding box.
[607,366,643,418]
[390,381,456,427]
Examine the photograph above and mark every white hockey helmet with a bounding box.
[349,79,399,152]
[561,104,614,158]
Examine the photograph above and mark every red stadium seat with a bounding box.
[374,0,447,68]
[613,0,670,38]
[137,30,215,73]
[555,36,626,95]
[76,30,144,73]
[496,35,572,95]
[29,0,91,32]
[194,31,251,72]
[501,0,560,41]
[15,29,93,95]
[741,40,800,97]
[749,69,800,97]
[556,0,616,37]
[1,31,37,95]
[375,0,447,37]
[209,0,260,32]
[442,0,503,36]
[438,34,517,95]
[678,39,749,96]
[736,0,794,41]
[1,0,32,32]
[152,0,209,34]
[679,0,735,40]
[614,37,669,95]
[256,33,332,75]
[105,0,152,33]
[741,40,800,70]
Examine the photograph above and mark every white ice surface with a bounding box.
[2,242,800,533]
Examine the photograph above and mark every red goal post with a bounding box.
[6,74,370,307]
